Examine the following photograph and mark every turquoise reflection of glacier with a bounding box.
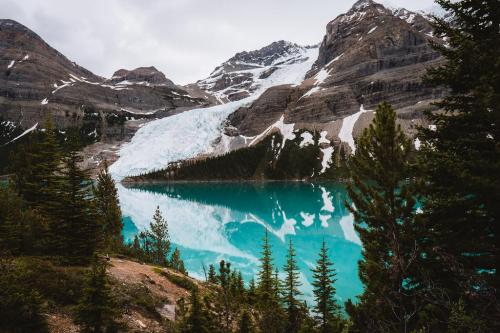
[118,182,363,305]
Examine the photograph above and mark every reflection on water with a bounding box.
[118,181,363,305]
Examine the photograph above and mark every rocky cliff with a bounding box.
[0,19,206,142]
[228,0,446,152]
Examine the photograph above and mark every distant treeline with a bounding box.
[127,130,349,182]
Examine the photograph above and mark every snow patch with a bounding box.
[299,132,314,147]
[320,147,334,174]
[319,131,330,145]
[338,104,371,154]
[4,123,38,145]
[7,60,15,69]
[41,98,48,105]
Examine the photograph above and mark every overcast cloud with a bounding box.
[1,0,436,84]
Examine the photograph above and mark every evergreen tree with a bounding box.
[94,161,123,252]
[417,0,500,327]
[170,247,186,274]
[183,288,211,333]
[207,264,218,284]
[238,310,255,333]
[75,256,119,333]
[148,206,170,267]
[0,256,48,333]
[0,184,26,254]
[311,240,342,333]
[247,278,257,305]
[10,118,62,210]
[255,230,285,333]
[283,239,303,333]
[345,102,421,332]
[56,134,99,264]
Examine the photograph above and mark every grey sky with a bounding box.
[1,0,437,84]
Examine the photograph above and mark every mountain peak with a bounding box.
[109,66,175,87]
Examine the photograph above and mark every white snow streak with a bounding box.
[338,104,371,154]
[320,147,334,174]
[41,98,48,105]
[4,123,38,145]
[7,60,15,69]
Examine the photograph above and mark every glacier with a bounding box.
[110,47,318,179]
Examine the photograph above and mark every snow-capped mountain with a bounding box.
[229,0,446,151]
[110,0,447,179]
[194,41,316,103]
[109,46,319,178]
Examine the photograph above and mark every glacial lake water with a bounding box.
[118,181,363,305]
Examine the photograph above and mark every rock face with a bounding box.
[0,19,206,139]
[229,0,446,143]
[108,66,176,88]
[196,41,315,103]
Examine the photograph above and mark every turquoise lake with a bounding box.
[118,182,363,305]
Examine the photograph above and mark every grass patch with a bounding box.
[160,271,197,291]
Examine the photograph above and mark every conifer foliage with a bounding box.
[312,240,342,333]
[345,101,420,332]
[282,239,303,333]
[416,0,500,328]
[148,206,171,267]
[75,256,119,333]
[94,161,123,252]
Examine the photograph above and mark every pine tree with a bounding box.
[75,256,119,333]
[417,0,500,327]
[255,230,285,333]
[94,161,123,252]
[283,239,303,333]
[148,206,170,267]
[312,240,342,333]
[345,102,420,332]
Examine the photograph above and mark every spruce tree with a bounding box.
[418,0,500,327]
[75,256,119,333]
[148,206,170,267]
[10,118,62,210]
[56,134,99,264]
[311,240,342,333]
[0,184,25,254]
[184,288,211,333]
[283,239,303,333]
[345,102,420,332]
[238,310,255,333]
[94,161,123,252]
[255,230,285,333]
[170,247,186,273]
[0,256,48,333]
[207,264,218,284]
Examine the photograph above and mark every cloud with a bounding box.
[1,0,436,84]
